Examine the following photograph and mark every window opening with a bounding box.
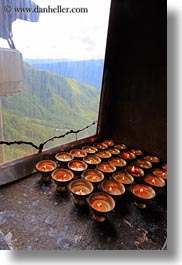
[0,0,111,164]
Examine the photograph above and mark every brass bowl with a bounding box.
[83,155,101,168]
[101,179,125,200]
[134,159,152,169]
[68,160,88,177]
[68,179,94,205]
[93,142,108,150]
[70,149,87,160]
[108,157,127,169]
[114,144,128,150]
[95,150,112,161]
[112,170,134,186]
[87,192,115,222]
[120,151,136,160]
[143,174,166,195]
[82,146,98,154]
[152,168,167,180]
[36,160,57,182]
[130,183,156,208]
[102,140,115,147]
[126,165,144,178]
[55,152,74,168]
[81,169,104,188]
[130,148,144,156]
[96,162,116,178]
[52,168,74,192]
[144,155,160,163]
[107,148,120,157]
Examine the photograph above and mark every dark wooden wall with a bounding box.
[98,0,167,160]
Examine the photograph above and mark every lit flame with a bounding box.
[63,174,67,179]
[97,202,102,208]
[103,165,107,170]
[109,186,113,192]
[122,176,125,181]
[75,163,80,169]
[43,165,46,170]
[117,159,120,164]
[162,172,165,177]
[91,176,97,181]
[140,188,144,194]
[63,155,66,159]
[152,179,155,185]
[77,151,80,156]
[131,166,135,172]
[79,189,84,195]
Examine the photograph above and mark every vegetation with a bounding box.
[25,59,104,91]
[1,63,100,161]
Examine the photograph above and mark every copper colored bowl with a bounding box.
[130,183,156,208]
[87,192,115,222]
[101,179,125,199]
[52,168,74,191]
[68,160,88,177]
[68,179,94,205]
[112,170,134,185]
[81,169,104,187]
[36,160,57,181]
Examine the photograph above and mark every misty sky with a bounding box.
[0,0,111,60]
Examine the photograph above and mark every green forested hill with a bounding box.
[1,63,100,161]
[24,59,104,91]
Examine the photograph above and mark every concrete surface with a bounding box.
[0,172,167,250]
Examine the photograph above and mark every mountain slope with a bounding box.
[25,59,104,91]
[1,63,100,161]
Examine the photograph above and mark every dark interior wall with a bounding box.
[99,0,167,160]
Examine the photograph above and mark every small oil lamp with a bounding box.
[68,179,93,205]
[130,183,156,208]
[83,155,101,168]
[70,149,87,160]
[95,150,112,161]
[93,142,108,150]
[52,169,74,192]
[102,139,115,147]
[108,157,127,169]
[114,144,128,150]
[130,148,144,156]
[36,160,57,182]
[143,174,166,194]
[120,151,136,160]
[126,165,144,178]
[107,148,120,157]
[134,159,152,169]
[112,170,134,186]
[97,162,116,177]
[152,168,167,180]
[144,155,160,163]
[87,192,115,222]
[55,152,74,168]
[68,160,88,177]
[101,179,125,200]
[82,146,98,154]
[81,169,104,188]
